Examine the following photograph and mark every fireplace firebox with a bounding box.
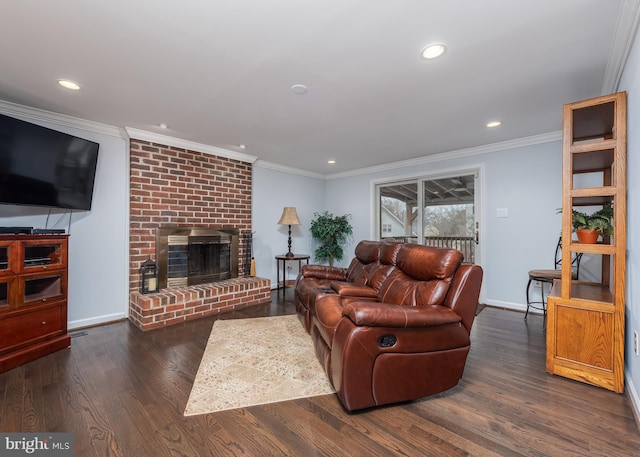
[156,227,239,289]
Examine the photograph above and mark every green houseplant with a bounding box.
[571,205,613,243]
[309,211,353,267]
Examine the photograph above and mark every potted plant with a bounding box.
[571,205,613,244]
[309,211,353,267]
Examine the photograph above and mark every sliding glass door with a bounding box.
[377,170,479,264]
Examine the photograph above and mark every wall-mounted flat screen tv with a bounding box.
[0,113,99,210]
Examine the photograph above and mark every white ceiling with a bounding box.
[0,0,634,176]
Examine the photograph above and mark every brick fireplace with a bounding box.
[128,138,270,331]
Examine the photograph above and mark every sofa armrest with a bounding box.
[342,302,461,328]
[330,282,377,298]
[443,264,483,332]
[300,264,348,281]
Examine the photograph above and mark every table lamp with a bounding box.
[278,207,301,257]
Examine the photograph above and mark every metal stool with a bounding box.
[525,237,582,320]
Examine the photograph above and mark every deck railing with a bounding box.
[382,236,476,263]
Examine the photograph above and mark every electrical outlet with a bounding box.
[634,331,639,356]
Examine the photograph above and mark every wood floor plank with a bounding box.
[0,365,24,432]
[0,293,639,456]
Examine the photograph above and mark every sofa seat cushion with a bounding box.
[330,281,377,298]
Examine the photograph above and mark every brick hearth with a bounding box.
[128,138,270,331]
[129,277,271,330]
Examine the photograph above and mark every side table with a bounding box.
[275,254,310,298]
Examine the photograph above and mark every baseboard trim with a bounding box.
[69,313,127,330]
[625,372,640,432]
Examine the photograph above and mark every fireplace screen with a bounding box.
[156,227,239,289]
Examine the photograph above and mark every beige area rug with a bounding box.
[184,314,335,415]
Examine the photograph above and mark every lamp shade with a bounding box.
[278,207,301,225]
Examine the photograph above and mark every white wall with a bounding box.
[323,137,563,309]
[252,164,325,285]
[0,107,129,329]
[618,21,640,420]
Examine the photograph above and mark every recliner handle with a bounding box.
[378,335,397,348]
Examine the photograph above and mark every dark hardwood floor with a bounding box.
[1,292,639,456]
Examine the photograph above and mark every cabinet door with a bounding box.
[0,241,17,278]
[20,239,67,273]
[547,295,622,391]
[0,278,8,308]
[22,274,65,305]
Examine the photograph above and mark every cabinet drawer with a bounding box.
[0,304,65,353]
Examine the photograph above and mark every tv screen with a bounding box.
[0,113,99,210]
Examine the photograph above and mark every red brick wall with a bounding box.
[128,139,269,330]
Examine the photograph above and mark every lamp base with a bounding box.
[285,227,295,257]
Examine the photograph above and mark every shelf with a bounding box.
[570,187,616,204]
[549,280,613,305]
[571,281,613,304]
[570,243,616,255]
[24,257,53,267]
[570,141,616,157]
[571,99,615,141]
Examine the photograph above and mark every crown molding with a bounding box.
[602,0,640,94]
[0,99,123,138]
[254,159,326,179]
[325,130,562,180]
[124,128,258,164]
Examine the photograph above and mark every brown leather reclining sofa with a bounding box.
[295,240,483,411]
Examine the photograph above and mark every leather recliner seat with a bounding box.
[295,240,483,411]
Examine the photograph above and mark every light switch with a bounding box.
[496,208,509,218]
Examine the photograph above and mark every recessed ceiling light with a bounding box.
[327,160,336,164]
[291,84,308,95]
[158,123,169,129]
[57,79,80,90]
[486,121,502,128]
[421,43,446,59]
[238,144,246,149]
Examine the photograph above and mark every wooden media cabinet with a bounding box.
[0,234,70,372]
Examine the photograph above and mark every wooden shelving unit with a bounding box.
[0,235,70,372]
[546,92,626,393]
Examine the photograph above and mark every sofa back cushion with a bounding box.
[359,240,403,291]
[346,240,381,284]
[379,240,403,265]
[377,245,463,307]
[396,244,463,280]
